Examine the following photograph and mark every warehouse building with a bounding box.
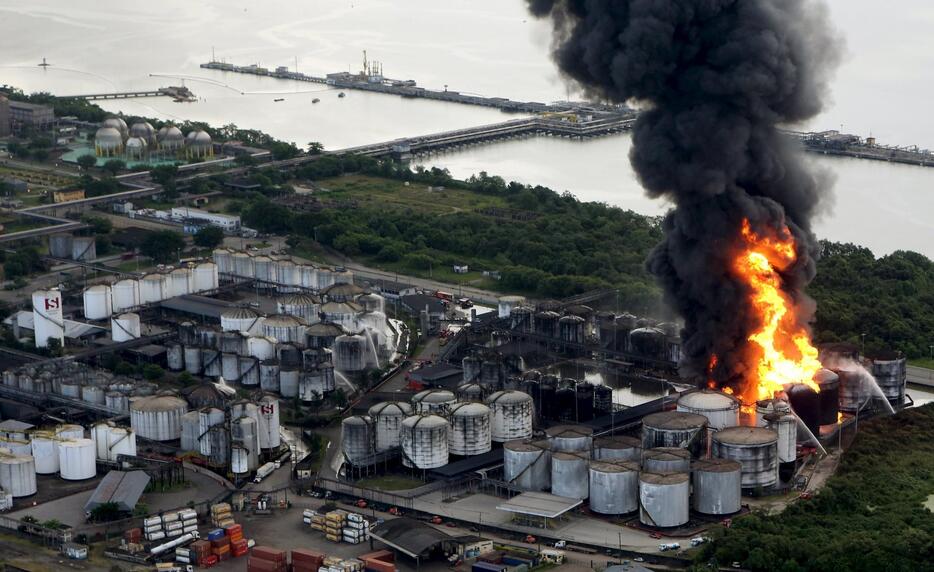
[170,207,240,232]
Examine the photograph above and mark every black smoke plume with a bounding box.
[529,0,841,395]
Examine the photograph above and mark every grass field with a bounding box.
[909,358,934,369]
[315,174,507,215]
[355,475,425,491]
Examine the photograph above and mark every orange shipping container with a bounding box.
[360,550,394,563]
[362,558,396,572]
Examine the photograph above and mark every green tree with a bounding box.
[76,154,97,171]
[81,215,113,235]
[88,503,122,523]
[269,141,299,160]
[114,361,135,376]
[178,371,195,386]
[307,141,324,155]
[142,364,164,381]
[193,226,224,249]
[149,164,179,187]
[102,159,126,175]
[140,230,185,263]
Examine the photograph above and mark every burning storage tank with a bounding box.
[870,354,907,407]
[262,314,307,345]
[369,401,412,452]
[639,471,690,527]
[333,334,368,372]
[277,293,321,324]
[546,425,594,454]
[58,438,96,480]
[486,390,533,442]
[813,368,840,426]
[401,415,449,469]
[0,452,37,497]
[834,368,870,413]
[593,435,642,461]
[411,389,457,415]
[83,285,113,320]
[550,452,589,500]
[30,431,60,474]
[503,440,551,491]
[130,394,187,441]
[589,460,639,515]
[785,384,820,437]
[111,313,141,342]
[447,402,492,456]
[641,411,708,457]
[341,416,376,466]
[642,447,691,473]
[692,458,742,515]
[676,390,740,430]
[712,426,779,489]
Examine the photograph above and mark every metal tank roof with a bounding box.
[639,471,690,485]
[102,117,127,132]
[413,389,455,403]
[594,435,641,450]
[161,125,184,140]
[263,314,306,327]
[551,451,588,462]
[590,460,640,473]
[449,402,491,417]
[692,458,743,473]
[323,283,365,296]
[95,126,123,145]
[307,322,345,336]
[343,415,372,426]
[402,414,448,429]
[714,426,778,446]
[320,301,362,314]
[126,137,147,149]
[642,447,691,461]
[368,401,412,416]
[504,439,547,453]
[677,390,740,411]
[187,130,212,145]
[221,307,260,319]
[546,425,594,439]
[279,293,320,305]
[642,410,708,430]
[130,394,187,412]
[486,390,532,404]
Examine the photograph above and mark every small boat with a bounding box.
[312,98,320,104]
[337,92,346,98]
[274,98,285,102]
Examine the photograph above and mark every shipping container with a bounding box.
[363,560,396,572]
[472,563,507,572]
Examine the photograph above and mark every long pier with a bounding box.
[62,86,196,102]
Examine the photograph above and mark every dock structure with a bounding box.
[62,86,196,102]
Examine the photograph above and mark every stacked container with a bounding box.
[343,512,370,545]
[291,549,325,572]
[249,546,287,572]
[324,510,346,542]
[227,524,248,557]
[190,539,215,566]
[211,502,235,528]
[209,528,231,562]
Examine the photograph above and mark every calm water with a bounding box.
[2,0,934,257]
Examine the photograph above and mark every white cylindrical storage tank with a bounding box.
[221,307,262,335]
[368,401,413,452]
[593,435,642,461]
[503,440,551,491]
[91,422,113,460]
[180,411,200,452]
[257,395,281,451]
[279,368,299,398]
[341,415,375,466]
[230,416,259,471]
[546,425,594,454]
[411,389,456,415]
[676,389,741,431]
[448,402,492,456]
[277,293,320,324]
[639,471,690,527]
[333,334,368,371]
[167,343,185,371]
[167,267,193,298]
[589,460,640,514]
[130,394,187,441]
[299,264,318,289]
[202,349,221,377]
[83,285,113,320]
[30,431,60,474]
[111,279,140,312]
[231,251,254,278]
[184,347,203,374]
[60,381,81,398]
[239,357,259,386]
[692,458,742,515]
[31,289,65,348]
[111,313,141,342]
[712,426,779,489]
[138,273,166,304]
[193,261,219,292]
[755,398,792,427]
[260,360,280,392]
[1,438,31,457]
[764,412,797,464]
[275,259,299,291]
[231,446,250,475]
[56,424,84,441]
[497,295,526,319]
[107,428,137,463]
[253,256,277,285]
[247,336,276,360]
[58,438,96,480]
[641,411,708,457]
[486,390,533,442]
[0,453,37,497]
[401,415,448,469]
[550,452,589,500]
[106,391,129,413]
[82,385,105,405]
[262,314,306,345]
[642,447,692,473]
[221,352,240,381]
[213,249,233,275]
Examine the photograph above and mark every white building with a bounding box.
[170,207,240,231]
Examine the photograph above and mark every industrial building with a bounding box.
[7,99,55,133]
[169,207,240,232]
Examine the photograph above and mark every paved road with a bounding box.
[907,365,934,388]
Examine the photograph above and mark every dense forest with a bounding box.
[696,403,934,572]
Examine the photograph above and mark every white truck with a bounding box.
[658,542,681,552]
[690,536,711,547]
[254,462,276,483]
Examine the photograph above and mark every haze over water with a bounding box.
[1,0,933,257]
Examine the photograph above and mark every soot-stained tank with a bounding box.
[813,369,840,426]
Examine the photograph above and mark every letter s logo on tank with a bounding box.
[44,298,60,310]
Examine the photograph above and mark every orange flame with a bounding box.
[732,219,822,403]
